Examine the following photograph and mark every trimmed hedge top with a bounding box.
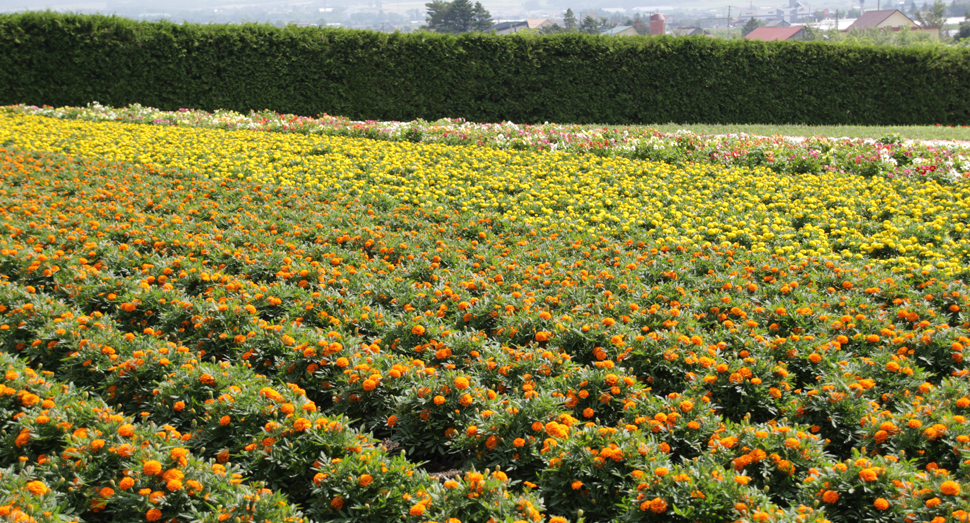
[1,11,969,125]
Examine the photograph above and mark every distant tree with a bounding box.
[563,8,578,30]
[425,0,492,33]
[956,12,970,40]
[741,17,765,36]
[579,15,602,33]
[915,0,947,38]
[541,23,565,34]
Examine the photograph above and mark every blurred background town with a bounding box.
[0,0,967,42]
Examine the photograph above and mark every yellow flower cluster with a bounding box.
[2,113,968,277]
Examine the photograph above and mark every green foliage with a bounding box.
[424,0,492,33]
[2,12,970,125]
[741,18,766,37]
[563,8,578,31]
[916,0,948,39]
[957,17,970,42]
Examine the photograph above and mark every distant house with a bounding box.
[843,9,939,36]
[743,26,808,41]
[845,9,915,30]
[602,25,639,36]
[765,19,792,27]
[493,18,553,34]
[671,26,711,37]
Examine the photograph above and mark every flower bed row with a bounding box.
[4,103,970,185]
[0,121,968,522]
[2,113,969,282]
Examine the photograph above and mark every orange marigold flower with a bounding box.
[655,467,669,476]
[572,480,583,490]
[20,393,40,407]
[294,418,312,431]
[411,325,426,336]
[118,424,135,438]
[26,480,47,496]
[120,477,135,490]
[220,415,231,426]
[146,508,162,522]
[859,468,879,482]
[162,469,184,483]
[454,376,470,390]
[874,498,890,511]
[822,490,839,504]
[409,504,426,516]
[649,498,668,513]
[143,461,162,476]
[100,487,115,498]
[941,480,961,495]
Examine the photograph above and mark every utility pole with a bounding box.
[727,5,741,34]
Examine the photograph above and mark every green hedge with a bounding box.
[1,11,969,125]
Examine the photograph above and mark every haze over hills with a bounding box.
[0,0,956,34]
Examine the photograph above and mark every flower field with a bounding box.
[0,108,968,523]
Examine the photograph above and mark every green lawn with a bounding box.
[644,122,970,141]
